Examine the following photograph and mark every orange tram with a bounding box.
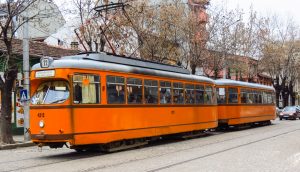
[29,53,275,152]
[215,79,276,129]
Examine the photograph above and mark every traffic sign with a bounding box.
[20,89,28,101]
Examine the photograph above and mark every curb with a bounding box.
[0,142,35,150]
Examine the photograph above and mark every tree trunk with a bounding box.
[227,68,231,79]
[283,86,289,107]
[291,92,296,105]
[100,35,106,52]
[213,68,218,79]
[288,81,295,106]
[0,69,17,144]
[275,89,280,108]
[273,76,281,108]
[239,71,243,81]
[191,63,197,75]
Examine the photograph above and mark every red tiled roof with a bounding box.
[0,39,80,58]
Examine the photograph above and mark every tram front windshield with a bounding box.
[31,81,69,105]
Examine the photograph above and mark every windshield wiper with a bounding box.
[48,99,66,104]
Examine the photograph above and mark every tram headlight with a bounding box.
[39,120,45,128]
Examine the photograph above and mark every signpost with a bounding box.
[20,89,28,102]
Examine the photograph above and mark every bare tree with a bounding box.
[73,0,153,55]
[260,16,300,107]
[205,5,243,79]
[0,0,59,144]
[204,5,271,82]
[73,0,105,52]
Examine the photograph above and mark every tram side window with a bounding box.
[173,82,184,104]
[262,92,268,104]
[205,86,213,104]
[160,81,172,104]
[246,90,253,104]
[267,92,272,104]
[228,88,238,104]
[217,87,226,104]
[272,93,276,104]
[144,80,158,104]
[195,85,204,104]
[73,74,100,104]
[127,78,143,104]
[253,91,258,104]
[213,87,217,104]
[241,89,248,104]
[257,91,263,104]
[107,76,125,104]
[185,84,195,104]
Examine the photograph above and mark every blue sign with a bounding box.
[20,89,28,101]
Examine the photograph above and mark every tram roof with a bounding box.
[72,52,190,74]
[215,79,275,91]
[32,53,215,84]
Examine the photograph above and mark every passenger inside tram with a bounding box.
[74,84,82,103]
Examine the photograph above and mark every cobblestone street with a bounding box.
[1,119,300,172]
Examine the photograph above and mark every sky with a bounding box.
[211,0,300,26]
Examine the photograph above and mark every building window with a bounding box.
[144,80,158,104]
[160,81,172,104]
[107,76,125,104]
[173,82,184,104]
[217,87,227,104]
[228,88,238,104]
[127,78,143,104]
[73,74,100,104]
[185,84,195,104]
[195,85,205,104]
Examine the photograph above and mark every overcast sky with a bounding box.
[211,0,300,26]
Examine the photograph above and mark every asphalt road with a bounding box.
[1,119,300,172]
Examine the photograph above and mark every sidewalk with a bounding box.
[0,135,35,150]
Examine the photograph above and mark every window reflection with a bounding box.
[31,81,69,105]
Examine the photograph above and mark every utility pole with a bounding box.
[23,15,30,142]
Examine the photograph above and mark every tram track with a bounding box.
[147,128,300,172]
[78,122,300,172]
[2,121,298,172]
[0,151,103,172]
